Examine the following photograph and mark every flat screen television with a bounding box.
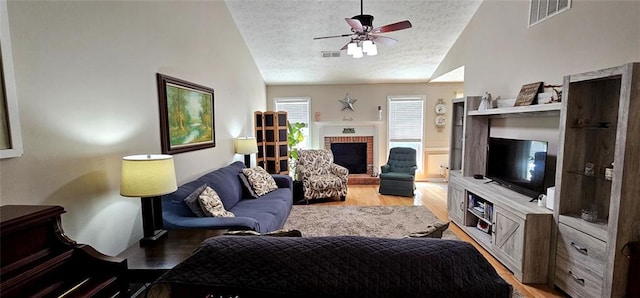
[486,137,549,198]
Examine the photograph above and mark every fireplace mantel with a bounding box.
[314,120,382,140]
[314,120,383,127]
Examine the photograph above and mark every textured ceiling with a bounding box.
[225,0,481,85]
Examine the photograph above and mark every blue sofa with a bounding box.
[162,161,293,233]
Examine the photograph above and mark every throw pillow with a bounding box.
[241,166,278,197]
[264,229,302,237]
[198,186,235,217]
[223,230,261,236]
[223,229,302,237]
[238,173,259,199]
[184,184,208,217]
[407,221,450,239]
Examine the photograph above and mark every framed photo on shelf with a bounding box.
[514,82,543,106]
[157,73,215,154]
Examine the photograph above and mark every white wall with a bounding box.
[266,82,463,177]
[435,0,640,97]
[433,0,639,164]
[0,1,265,255]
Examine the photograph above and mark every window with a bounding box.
[529,0,571,27]
[274,97,310,149]
[387,96,424,171]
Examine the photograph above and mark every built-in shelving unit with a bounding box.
[448,95,557,284]
[448,173,552,283]
[449,63,640,295]
[448,98,465,172]
[551,62,640,298]
[467,102,561,117]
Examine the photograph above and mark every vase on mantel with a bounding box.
[377,106,383,121]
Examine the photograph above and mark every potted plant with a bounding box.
[287,121,306,203]
[287,121,306,176]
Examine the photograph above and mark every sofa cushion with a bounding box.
[197,161,245,209]
[379,172,415,181]
[184,184,208,217]
[199,187,235,217]
[164,179,211,217]
[238,173,259,198]
[242,167,278,196]
[230,198,290,233]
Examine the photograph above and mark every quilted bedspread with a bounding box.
[147,235,512,298]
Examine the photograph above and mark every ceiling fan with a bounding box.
[313,0,412,58]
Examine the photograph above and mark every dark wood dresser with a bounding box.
[0,205,128,297]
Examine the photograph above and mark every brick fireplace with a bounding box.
[324,136,374,175]
[314,121,382,184]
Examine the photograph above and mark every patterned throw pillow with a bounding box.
[198,186,235,217]
[407,221,450,238]
[184,184,208,217]
[241,167,278,196]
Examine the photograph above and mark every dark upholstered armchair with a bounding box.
[296,149,348,202]
[378,147,417,197]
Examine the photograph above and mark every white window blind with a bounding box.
[387,96,425,171]
[275,99,309,125]
[274,97,310,148]
[388,98,423,141]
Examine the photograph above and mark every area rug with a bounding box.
[283,205,458,240]
[282,205,525,298]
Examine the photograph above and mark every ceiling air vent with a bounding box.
[529,0,571,27]
[321,51,341,58]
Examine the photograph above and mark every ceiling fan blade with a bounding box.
[370,35,398,46]
[313,33,354,40]
[345,18,364,33]
[372,20,412,34]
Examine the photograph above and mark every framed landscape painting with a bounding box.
[157,73,215,154]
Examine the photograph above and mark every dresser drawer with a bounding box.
[556,223,606,276]
[555,254,603,298]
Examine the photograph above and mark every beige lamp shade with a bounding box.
[236,137,258,154]
[120,154,177,197]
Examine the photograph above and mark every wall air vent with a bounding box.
[529,0,571,27]
[321,51,341,58]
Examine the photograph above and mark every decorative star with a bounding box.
[338,93,357,111]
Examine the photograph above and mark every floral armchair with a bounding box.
[295,149,348,202]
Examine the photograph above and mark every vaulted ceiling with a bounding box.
[225,0,481,85]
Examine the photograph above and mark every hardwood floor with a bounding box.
[314,182,566,298]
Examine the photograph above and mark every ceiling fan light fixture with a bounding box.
[366,43,378,56]
[313,0,412,59]
[347,42,358,55]
[362,40,374,53]
[353,46,364,58]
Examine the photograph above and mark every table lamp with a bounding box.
[236,137,258,168]
[120,154,177,244]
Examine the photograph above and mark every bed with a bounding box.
[147,235,512,298]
